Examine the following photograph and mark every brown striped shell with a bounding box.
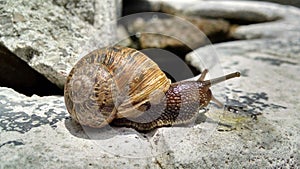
[64,46,171,128]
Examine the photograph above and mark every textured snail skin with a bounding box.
[64,46,240,132]
[111,81,212,132]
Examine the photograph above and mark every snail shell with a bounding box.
[64,46,170,128]
[64,46,240,131]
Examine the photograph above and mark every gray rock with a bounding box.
[1,1,300,168]
[228,2,300,39]
[125,0,279,21]
[0,87,151,168]
[223,0,300,8]
[184,45,300,167]
[162,1,281,22]
[2,43,300,167]
[53,0,96,24]
[126,0,300,40]
[0,0,119,89]
[127,15,230,50]
[184,1,300,166]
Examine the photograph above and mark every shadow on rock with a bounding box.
[64,117,158,140]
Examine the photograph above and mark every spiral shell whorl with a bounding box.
[64,46,171,128]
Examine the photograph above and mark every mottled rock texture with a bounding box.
[127,15,230,50]
[0,0,119,89]
[1,0,300,168]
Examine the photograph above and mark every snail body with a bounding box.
[64,46,240,131]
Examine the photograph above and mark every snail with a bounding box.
[64,46,240,132]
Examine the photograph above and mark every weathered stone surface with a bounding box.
[184,1,300,167]
[53,0,96,24]
[127,15,230,50]
[2,38,300,167]
[235,0,300,8]
[124,0,280,22]
[161,1,281,22]
[124,0,300,40]
[0,87,149,168]
[2,36,300,167]
[185,36,300,168]
[0,0,118,88]
[1,1,300,168]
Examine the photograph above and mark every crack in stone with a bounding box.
[0,140,24,148]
